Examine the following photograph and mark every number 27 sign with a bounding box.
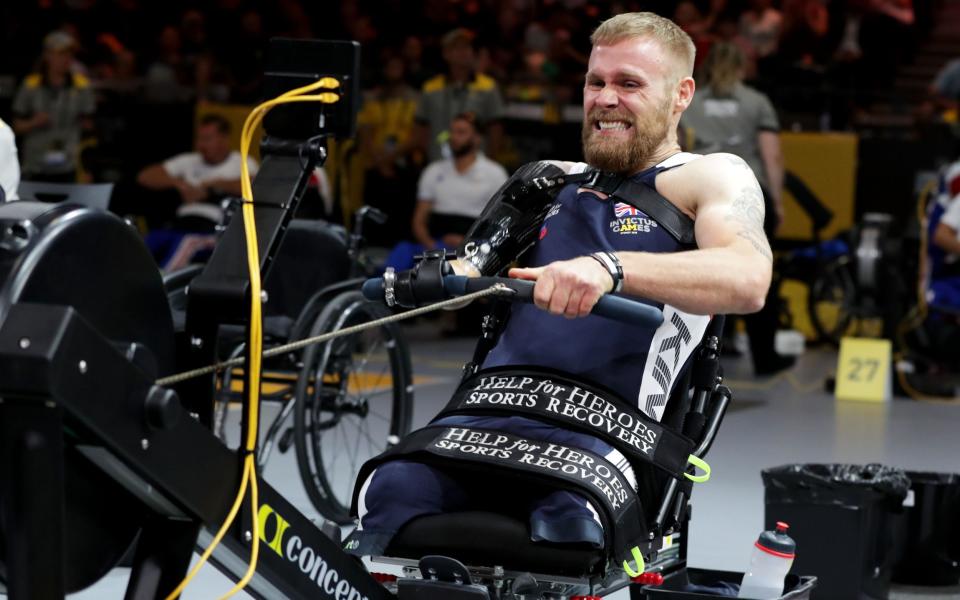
[835,337,892,403]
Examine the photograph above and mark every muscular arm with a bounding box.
[137,163,182,190]
[513,154,772,317]
[620,154,771,314]
[205,177,244,196]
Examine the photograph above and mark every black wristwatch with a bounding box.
[589,251,624,293]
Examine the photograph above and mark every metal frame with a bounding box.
[0,302,391,600]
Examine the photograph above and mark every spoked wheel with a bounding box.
[808,256,857,346]
[294,290,413,523]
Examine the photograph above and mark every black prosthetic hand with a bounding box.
[457,161,569,276]
[388,249,455,308]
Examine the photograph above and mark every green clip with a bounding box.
[622,546,646,577]
[684,455,711,483]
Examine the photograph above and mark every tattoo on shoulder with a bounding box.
[725,182,772,261]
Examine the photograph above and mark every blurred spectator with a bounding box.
[401,35,430,89]
[385,112,507,271]
[413,28,505,163]
[681,42,790,376]
[740,0,783,80]
[928,162,960,307]
[136,114,257,232]
[712,11,758,80]
[858,0,915,91]
[179,9,209,62]
[275,0,315,39]
[144,25,193,104]
[684,43,784,220]
[358,54,422,245]
[178,9,228,103]
[778,0,831,68]
[915,160,960,304]
[506,47,556,103]
[0,119,21,201]
[740,0,783,56]
[674,1,715,70]
[12,31,95,183]
[931,58,960,116]
[223,10,267,103]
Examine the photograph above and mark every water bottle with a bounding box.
[738,521,796,599]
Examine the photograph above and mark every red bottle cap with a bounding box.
[757,520,796,558]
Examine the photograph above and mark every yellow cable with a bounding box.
[164,77,338,600]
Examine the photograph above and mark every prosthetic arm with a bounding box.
[389,161,569,307]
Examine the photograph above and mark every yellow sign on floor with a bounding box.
[835,337,892,403]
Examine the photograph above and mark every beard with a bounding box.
[581,99,672,175]
[450,140,476,158]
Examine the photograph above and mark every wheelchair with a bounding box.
[798,179,959,399]
[164,206,414,523]
[353,275,732,599]
[893,183,960,398]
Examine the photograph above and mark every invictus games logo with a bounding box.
[257,503,370,600]
[610,202,657,235]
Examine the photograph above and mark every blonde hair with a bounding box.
[591,12,696,79]
[701,42,745,97]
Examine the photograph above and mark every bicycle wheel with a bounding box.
[807,256,857,345]
[293,290,413,523]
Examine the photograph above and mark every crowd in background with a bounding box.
[0,0,952,248]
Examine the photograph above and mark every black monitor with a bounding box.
[262,38,361,141]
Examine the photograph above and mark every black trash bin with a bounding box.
[891,471,960,585]
[762,464,910,600]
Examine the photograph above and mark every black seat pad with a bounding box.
[384,511,604,577]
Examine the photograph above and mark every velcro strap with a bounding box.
[352,425,649,566]
[437,368,695,483]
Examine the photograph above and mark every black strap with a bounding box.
[352,425,649,566]
[436,368,695,488]
[579,170,697,247]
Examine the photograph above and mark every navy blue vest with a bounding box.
[483,155,711,420]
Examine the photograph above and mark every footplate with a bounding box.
[397,556,490,599]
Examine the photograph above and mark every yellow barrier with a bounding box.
[778,132,859,339]
[779,132,858,241]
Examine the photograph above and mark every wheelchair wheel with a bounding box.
[293,290,413,523]
[807,255,857,345]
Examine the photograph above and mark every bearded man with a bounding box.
[345,12,771,558]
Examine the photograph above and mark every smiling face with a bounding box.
[582,36,693,174]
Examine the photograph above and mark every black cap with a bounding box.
[757,522,796,557]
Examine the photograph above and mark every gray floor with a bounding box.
[9,325,960,599]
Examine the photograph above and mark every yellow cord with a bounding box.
[163,77,339,600]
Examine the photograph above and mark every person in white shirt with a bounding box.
[409,112,508,253]
[0,119,20,201]
[384,112,508,334]
[137,114,258,227]
[137,114,257,270]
